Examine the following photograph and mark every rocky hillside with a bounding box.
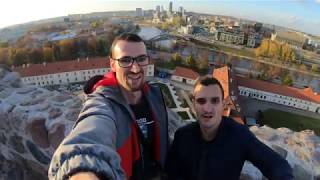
[0,65,319,180]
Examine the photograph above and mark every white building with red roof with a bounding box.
[213,66,320,114]
[12,57,154,87]
[237,76,320,113]
[171,66,199,85]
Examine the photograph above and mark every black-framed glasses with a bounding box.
[111,55,150,68]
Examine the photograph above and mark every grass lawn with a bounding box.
[260,109,320,136]
[154,83,177,108]
[214,44,256,58]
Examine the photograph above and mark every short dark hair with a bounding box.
[110,33,144,58]
[193,76,224,100]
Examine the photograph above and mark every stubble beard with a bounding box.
[125,71,145,92]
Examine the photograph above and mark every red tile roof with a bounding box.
[212,66,229,99]
[12,57,110,77]
[173,66,199,80]
[236,76,320,104]
[213,66,245,124]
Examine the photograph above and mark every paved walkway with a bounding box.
[180,89,195,114]
[153,78,195,120]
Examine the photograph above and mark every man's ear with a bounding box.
[110,57,116,72]
[222,98,227,108]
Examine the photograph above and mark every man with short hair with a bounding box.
[49,33,169,180]
[166,76,293,180]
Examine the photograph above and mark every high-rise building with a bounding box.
[179,6,184,16]
[169,1,173,13]
[161,5,164,12]
[136,8,143,17]
[156,5,160,13]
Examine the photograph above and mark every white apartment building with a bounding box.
[13,57,154,87]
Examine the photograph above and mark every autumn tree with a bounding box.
[28,48,43,64]
[299,64,308,72]
[96,38,108,56]
[311,64,319,73]
[268,66,282,79]
[185,55,196,69]
[255,39,296,63]
[90,21,102,29]
[87,37,97,56]
[172,16,183,27]
[0,42,8,48]
[8,48,28,66]
[282,73,293,86]
[171,52,182,66]
[59,39,75,60]
[0,48,9,65]
[197,58,209,75]
[52,44,61,61]
[43,47,54,62]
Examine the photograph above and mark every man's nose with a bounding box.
[203,102,213,112]
[130,61,141,73]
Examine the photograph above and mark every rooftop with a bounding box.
[236,76,320,104]
[12,57,110,77]
[173,66,199,80]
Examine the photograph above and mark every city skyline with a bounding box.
[1,0,320,35]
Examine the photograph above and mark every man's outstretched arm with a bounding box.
[48,94,125,180]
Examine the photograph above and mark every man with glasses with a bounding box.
[166,76,293,180]
[49,33,169,180]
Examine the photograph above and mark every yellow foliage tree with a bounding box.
[255,39,296,63]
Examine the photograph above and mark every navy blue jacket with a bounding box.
[166,117,293,180]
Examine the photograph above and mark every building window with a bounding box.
[66,73,68,76]
[59,80,62,83]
